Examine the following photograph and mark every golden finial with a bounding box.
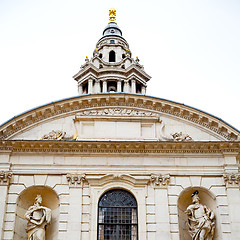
[109,8,116,23]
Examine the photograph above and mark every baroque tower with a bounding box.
[73,8,151,95]
[0,7,240,240]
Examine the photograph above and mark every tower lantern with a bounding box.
[73,9,151,95]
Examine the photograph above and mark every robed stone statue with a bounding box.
[185,190,215,240]
[25,195,51,240]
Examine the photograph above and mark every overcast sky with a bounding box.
[0,0,239,130]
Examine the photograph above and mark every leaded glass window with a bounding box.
[98,189,138,240]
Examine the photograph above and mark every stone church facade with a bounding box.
[0,9,240,240]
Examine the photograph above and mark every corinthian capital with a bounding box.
[0,171,12,185]
[150,174,170,188]
[66,173,86,187]
[223,172,240,187]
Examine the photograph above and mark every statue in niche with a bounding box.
[185,190,215,240]
[25,195,51,240]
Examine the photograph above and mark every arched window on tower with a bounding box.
[109,50,116,62]
[98,189,138,240]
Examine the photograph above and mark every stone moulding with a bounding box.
[79,173,149,187]
[0,171,12,185]
[0,140,239,154]
[0,94,239,141]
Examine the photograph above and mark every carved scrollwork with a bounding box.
[66,173,86,187]
[150,174,170,188]
[40,130,66,140]
[159,121,193,141]
[0,171,12,185]
[223,172,240,187]
[171,132,193,141]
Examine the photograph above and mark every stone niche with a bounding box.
[178,187,220,240]
[13,186,59,240]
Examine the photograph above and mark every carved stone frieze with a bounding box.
[74,108,160,119]
[150,174,170,188]
[66,174,86,187]
[223,172,240,187]
[0,171,12,185]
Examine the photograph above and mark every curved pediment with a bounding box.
[0,93,239,141]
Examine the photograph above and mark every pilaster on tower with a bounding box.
[73,9,151,95]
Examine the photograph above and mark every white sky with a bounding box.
[0,0,239,131]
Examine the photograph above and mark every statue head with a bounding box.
[191,190,200,203]
[35,195,42,205]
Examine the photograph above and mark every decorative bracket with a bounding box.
[0,171,12,186]
[66,173,86,187]
[223,172,240,188]
[150,174,170,188]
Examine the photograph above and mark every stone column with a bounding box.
[141,86,146,95]
[95,80,100,93]
[0,171,12,238]
[150,174,171,240]
[117,80,122,92]
[223,153,240,239]
[88,79,93,94]
[123,80,129,93]
[66,174,86,239]
[78,84,83,95]
[131,79,136,93]
[102,80,107,93]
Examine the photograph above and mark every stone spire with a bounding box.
[73,9,151,95]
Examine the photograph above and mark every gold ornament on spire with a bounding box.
[109,8,116,22]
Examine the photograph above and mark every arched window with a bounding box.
[98,189,138,240]
[109,50,116,62]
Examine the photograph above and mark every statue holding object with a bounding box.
[185,190,215,240]
[25,195,51,240]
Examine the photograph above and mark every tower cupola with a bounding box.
[73,9,151,95]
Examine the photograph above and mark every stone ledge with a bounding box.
[0,140,239,154]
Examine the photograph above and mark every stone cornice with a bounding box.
[74,63,150,82]
[0,140,239,154]
[0,94,239,140]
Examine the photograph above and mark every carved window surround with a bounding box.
[0,171,12,186]
[66,173,171,188]
[84,173,149,187]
